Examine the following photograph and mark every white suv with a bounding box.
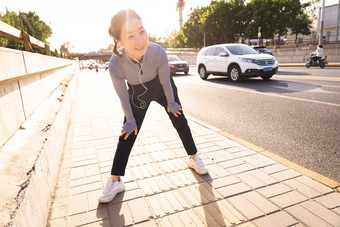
[196,44,279,82]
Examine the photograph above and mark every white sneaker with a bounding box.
[98,177,125,203]
[188,155,208,175]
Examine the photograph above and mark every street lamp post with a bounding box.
[258,26,261,46]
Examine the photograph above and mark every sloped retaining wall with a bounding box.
[0,47,79,226]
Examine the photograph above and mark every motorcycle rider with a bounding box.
[311,44,323,63]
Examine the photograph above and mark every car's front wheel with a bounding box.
[261,74,273,80]
[199,65,209,80]
[228,65,242,82]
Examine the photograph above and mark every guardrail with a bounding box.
[0,20,71,59]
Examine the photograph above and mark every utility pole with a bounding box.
[336,0,340,41]
[319,0,325,44]
[176,0,185,28]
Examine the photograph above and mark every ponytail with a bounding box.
[108,27,122,57]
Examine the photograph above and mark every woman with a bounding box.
[98,9,208,203]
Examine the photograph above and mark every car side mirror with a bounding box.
[219,52,229,57]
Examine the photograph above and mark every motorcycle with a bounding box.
[305,53,328,68]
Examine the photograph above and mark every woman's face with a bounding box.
[118,18,148,61]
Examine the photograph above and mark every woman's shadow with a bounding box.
[191,172,228,226]
[96,191,126,226]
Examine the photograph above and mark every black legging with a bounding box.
[111,75,197,176]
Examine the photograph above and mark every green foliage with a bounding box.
[290,13,312,43]
[167,0,312,48]
[60,41,73,54]
[0,8,52,49]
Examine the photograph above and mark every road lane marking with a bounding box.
[276,75,340,81]
[190,79,340,108]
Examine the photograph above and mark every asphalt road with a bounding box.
[172,66,340,182]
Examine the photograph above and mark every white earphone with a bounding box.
[130,57,148,109]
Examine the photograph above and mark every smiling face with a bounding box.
[118,18,148,61]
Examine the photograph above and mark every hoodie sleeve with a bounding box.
[109,63,137,134]
[156,46,181,114]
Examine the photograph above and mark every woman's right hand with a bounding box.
[120,128,138,140]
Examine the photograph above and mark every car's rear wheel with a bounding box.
[229,65,242,82]
[261,74,273,80]
[184,68,189,74]
[199,65,209,80]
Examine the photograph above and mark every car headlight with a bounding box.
[240,58,255,63]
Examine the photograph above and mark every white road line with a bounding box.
[191,78,340,108]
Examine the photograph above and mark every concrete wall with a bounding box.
[0,47,79,226]
[270,43,340,63]
[0,47,76,146]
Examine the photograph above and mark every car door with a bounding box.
[204,47,216,72]
[214,47,230,73]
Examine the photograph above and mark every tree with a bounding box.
[60,41,73,54]
[0,9,52,49]
[290,13,312,44]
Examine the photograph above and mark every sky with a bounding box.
[0,0,338,53]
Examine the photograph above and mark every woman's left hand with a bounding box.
[167,108,182,117]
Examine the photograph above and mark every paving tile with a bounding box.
[206,163,230,178]
[215,200,246,224]
[283,178,322,198]
[295,176,334,194]
[241,155,268,168]
[87,189,106,211]
[314,192,340,209]
[69,193,88,215]
[128,197,154,224]
[49,204,68,220]
[193,205,222,226]
[301,200,340,226]
[270,191,308,208]
[233,149,257,158]
[178,186,201,207]
[70,166,86,180]
[227,163,256,174]
[271,169,302,181]
[209,175,240,189]
[237,172,267,189]
[79,219,111,227]
[242,191,280,214]
[68,208,109,226]
[177,209,206,226]
[213,140,235,149]
[48,217,67,227]
[252,211,299,227]
[204,150,229,163]
[219,159,245,168]
[228,194,265,220]
[286,204,331,227]
[257,183,292,198]
[70,181,102,195]
[85,164,100,176]
[133,220,158,227]
[261,163,289,174]
[333,207,340,215]
[247,169,278,185]
[70,175,101,188]
[216,182,252,198]
[108,201,134,226]
[72,158,98,168]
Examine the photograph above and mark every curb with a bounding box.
[186,114,340,191]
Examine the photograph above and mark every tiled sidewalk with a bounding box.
[47,70,340,227]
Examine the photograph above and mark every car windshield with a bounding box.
[226,45,259,55]
[168,55,181,61]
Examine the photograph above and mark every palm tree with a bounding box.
[176,0,185,28]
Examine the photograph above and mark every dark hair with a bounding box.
[319,44,323,48]
[109,9,142,56]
